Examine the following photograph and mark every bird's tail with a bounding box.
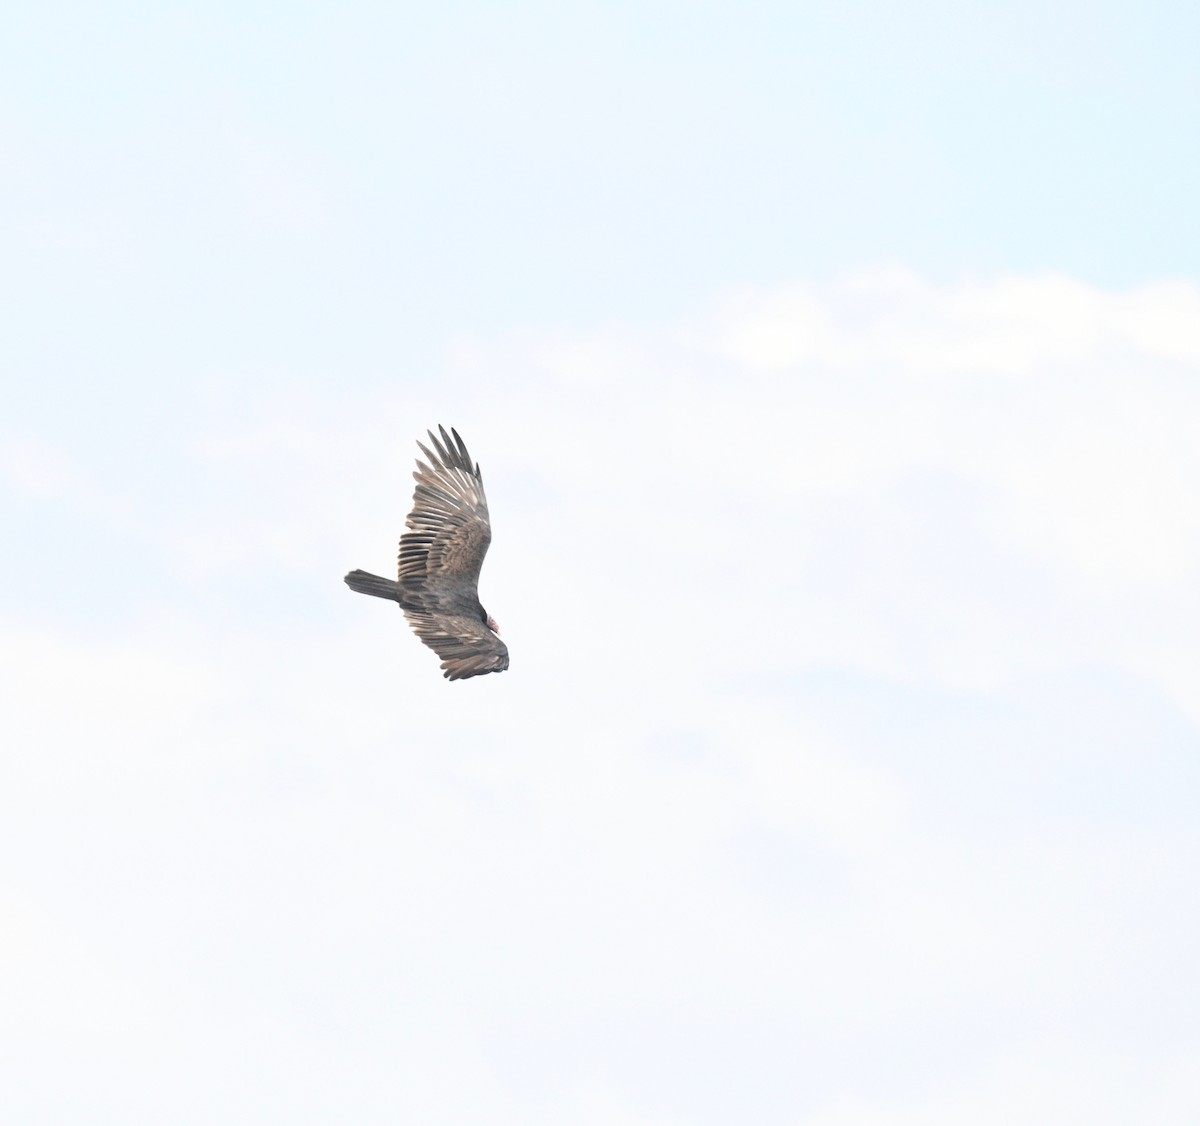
[344,569,402,601]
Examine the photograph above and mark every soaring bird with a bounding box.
[345,426,509,680]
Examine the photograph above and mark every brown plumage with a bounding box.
[345,426,509,680]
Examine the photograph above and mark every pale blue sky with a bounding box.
[3,5,1199,1124]
[5,0,1198,361]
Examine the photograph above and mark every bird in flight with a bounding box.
[345,426,509,680]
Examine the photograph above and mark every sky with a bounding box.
[3,2,1200,1123]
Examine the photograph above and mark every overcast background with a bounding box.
[3,3,1200,1123]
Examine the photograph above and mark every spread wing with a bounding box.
[399,425,492,590]
[401,608,509,681]
[397,425,508,680]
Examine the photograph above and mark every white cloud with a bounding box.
[808,1036,1200,1126]
[712,269,1112,376]
[438,269,1200,699]
[0,438,78,499]
[5,268,1199,1123]
[1115,280,1200,365]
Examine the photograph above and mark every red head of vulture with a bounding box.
[345,426,509,680]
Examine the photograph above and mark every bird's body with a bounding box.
[345,426,509,680]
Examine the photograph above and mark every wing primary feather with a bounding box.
[381,425,504,679]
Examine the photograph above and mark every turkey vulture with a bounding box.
[345,426,509,680]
